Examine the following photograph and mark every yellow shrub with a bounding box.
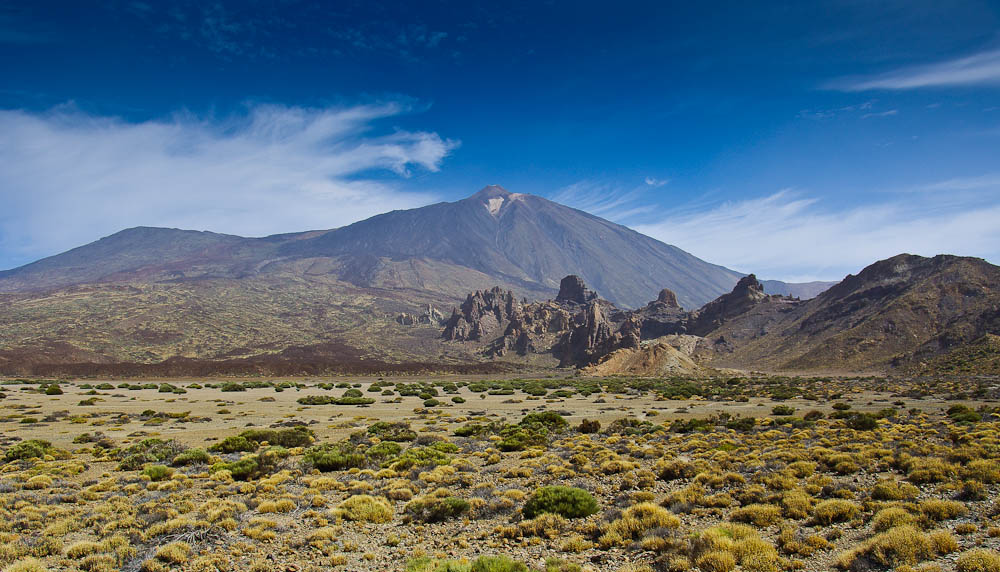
[5,557,50,572]
[155,542,191,564]
[812,499,859,525]
[956,549,1000,572]
[872,507,915,532]
[66,541,103,559]
[918,499,967,521]
[781,490,813,519]
[696,551,736,572]
[838,525,935,569]
[335,495,393,523]
[730,504,783,527]
[600,502,680,547]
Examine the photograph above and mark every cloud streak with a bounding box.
[632,186,1000,282]
[549,180,653,221]
[834,48,1000,91]
[0,103,458,269]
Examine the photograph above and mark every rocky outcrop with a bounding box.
[556,303,641,367]
[635,287,688,339]
[687,274,768,336]
[396,304,446,326]
[556,275,598,305]
[442,287,521,341]
[655,288,679,308]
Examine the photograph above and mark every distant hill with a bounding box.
[760,279,834,300]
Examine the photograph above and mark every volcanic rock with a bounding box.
[556,275,598,305]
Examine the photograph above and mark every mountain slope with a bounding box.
[0,186,750,308]
[704,254,1000,371]
[0,227,260,291]
[283,185,745,308]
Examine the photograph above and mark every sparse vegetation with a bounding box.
[0,373,996,572]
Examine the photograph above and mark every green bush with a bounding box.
[522,486,598,519]
[520,411,568,432]
[497,426,547,451]
[142,464,174,481]
[772,405,795,416]
[220,382,246,392]
[947,405,982,424]
[211,447,288,481]
[44,384,63,395]
[297,395,375,406]
[211,457,259,481]
[208,435,257,454]
[117,438,186,471]
[454,423,497,437]
[845,412,878,430]
[171,448,210,466]
[4,439,52,461]
[304,443,366,472]
[367,422,417,442]
[471,556,528,572]
[405,496,470,523]
[239,426,314,448]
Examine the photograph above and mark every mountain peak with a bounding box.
[469,185,524,217]
[472,184,512,198]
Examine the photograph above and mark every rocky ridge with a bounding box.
[442,272,786,370]
[441,255,1000,375]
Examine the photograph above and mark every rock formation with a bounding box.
[396,304,446,326]
[686,274,768,336]
[556,275,598,305]
[442,287,522,341]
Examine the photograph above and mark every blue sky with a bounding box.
[1,1,999,281]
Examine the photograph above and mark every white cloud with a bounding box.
[632,188,1000,282]
[861,109,898,119]
[644,176,669,187]
[550,180,652,220]
[835,48,1000,91]
[0,103,458,269]
[907,173,1000,192]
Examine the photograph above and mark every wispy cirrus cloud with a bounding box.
[549,180,654,221]
[0,102,457,269]
[631,183,1000,282]
[833,48,1000,91]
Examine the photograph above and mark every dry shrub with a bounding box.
[956,549,1000,572]
[871,479,920,501]
[4,558,49,572]
[696,550,736,572]
[600,502,680,547]
[780,490,813,519]
[837,525,937,569]
[906,457,956,484]
[517,513,567,539]
[730,504,783,527]
[155,542,191,564]
[692,523,781,572]
[66,541,103,559]
[336,495,393,523]
[811,499,859,525]
[872,507,916,532]
[918,499,968,521]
